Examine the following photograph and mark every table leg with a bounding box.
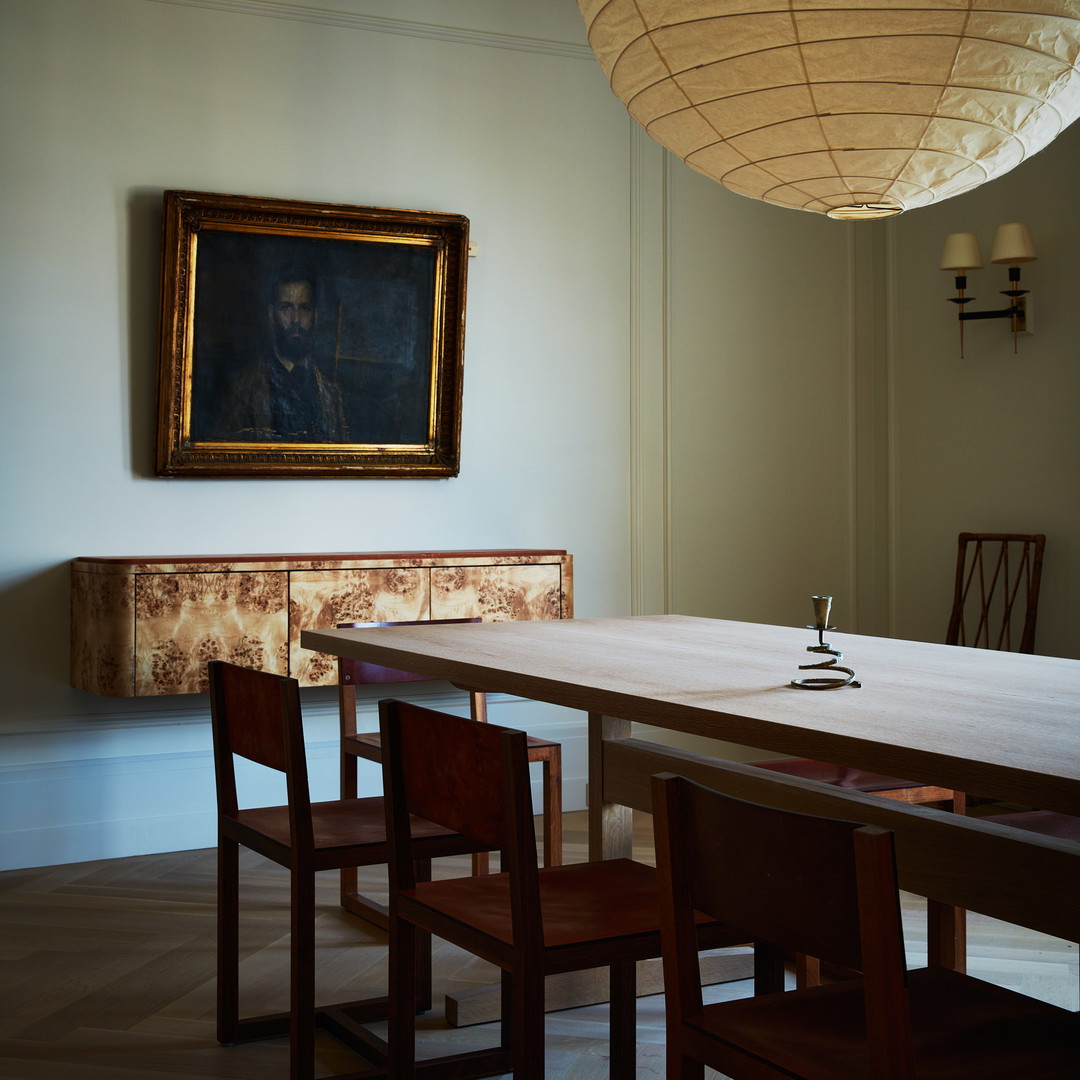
[589,712,633,861]
[927,898,967,973]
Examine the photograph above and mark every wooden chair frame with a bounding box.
[209,660,490,1080]
[602,737,1079,944]
[651,766,1078,1079]
[946,532,1045,653]
[747,532,1047,982]
[337,619,562,929]
[379,699,758,1080]
[948,535,1079,862]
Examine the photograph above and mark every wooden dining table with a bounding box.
[301,614,1080,1021]
[303,613,1080,820]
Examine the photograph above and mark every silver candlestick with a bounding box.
[790,595,861,690]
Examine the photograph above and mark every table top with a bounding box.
[302,615,1080,816]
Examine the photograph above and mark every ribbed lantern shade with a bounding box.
[577,2,1080,218]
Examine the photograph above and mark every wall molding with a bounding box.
[0,694,586,871]
[0,688,537,740]
[849,222,894,638]
[629,126,671,616]
[145,0,595,59]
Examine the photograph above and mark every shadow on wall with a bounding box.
[128,187,166,480]
[0,562,76,715]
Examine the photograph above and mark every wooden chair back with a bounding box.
[336,618,540,904]
[608,739,1079,946]
[946,532,1045,653]
[208,658,311,829]
[653,772,917,1075]
[654,772,898,978]
[379,698,540,936]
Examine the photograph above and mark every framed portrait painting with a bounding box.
[154,190,468,478]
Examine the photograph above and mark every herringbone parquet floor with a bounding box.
[0,811,1075,1079]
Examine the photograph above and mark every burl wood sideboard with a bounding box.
[70,549,573,697]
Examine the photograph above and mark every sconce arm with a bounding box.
[959,305,1023,321]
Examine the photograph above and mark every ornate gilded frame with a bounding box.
[154,190,468,478]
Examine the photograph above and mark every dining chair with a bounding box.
[752,534,1045,804]
[747,532,1048,977]
[946,532,1045,652]
[209,659,490,1080]
[379,699,762,1080]
[651,770,1079,1080]
[938,535,1079,851]
[337,618,562,930]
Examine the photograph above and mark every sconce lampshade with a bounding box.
[990,222,1037,264]
[940,233,984,271]
[577,2,1080,219]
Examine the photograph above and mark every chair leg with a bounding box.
[464,689,563,874]
[795,952,821,988]
[674,1048,705,1080]
[339,865,359,912]
[928,897,967,973]
[541,750,563,868]
[467,690,495,877]
[216,836,240,1046]
[608,961,637,1080]
[753,940,786,995]
[290,869,317,1080]
[499,969,513,1054]
[414,859,433,1014]
[473,744,566,873]
[339,680,360,910]
[510,965,546,1080]
[467,693,492,877]
[388,915,418,1079]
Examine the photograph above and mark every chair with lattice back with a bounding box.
[747,533,1046,981]
[751,531,1045,980]
[946,532,1044,652]
[954,535,1079,847]
[751,534,1047,811]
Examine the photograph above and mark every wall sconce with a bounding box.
[941,224,1036,358]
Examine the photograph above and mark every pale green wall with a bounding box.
[659,121,1080,665]
[634,160,860,762]
[0,0,638,868]
[666,169,855,630]
[636,64,1080,767]
[888,129,1080,661]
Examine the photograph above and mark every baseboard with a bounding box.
[0,692,585,871]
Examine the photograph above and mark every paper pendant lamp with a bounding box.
[578,2,1080,218]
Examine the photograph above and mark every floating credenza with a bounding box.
[70,550,573,697]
